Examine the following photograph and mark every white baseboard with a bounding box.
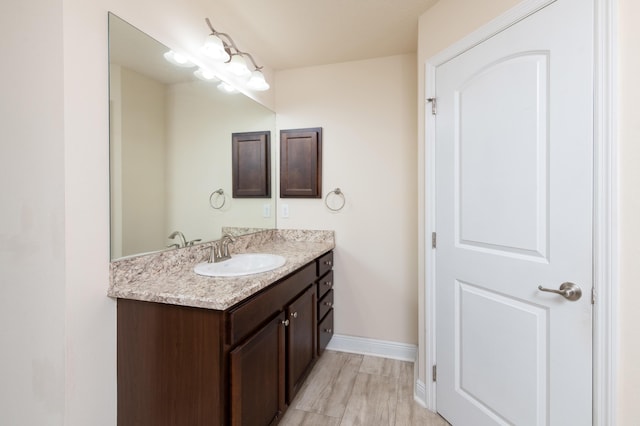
[414,379,428,408]
[325,334,417,362]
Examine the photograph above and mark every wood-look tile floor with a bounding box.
[280,351,450,426]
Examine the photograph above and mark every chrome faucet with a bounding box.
[209,233,236,263]
[221,233,236,258]
[167,231,187,248]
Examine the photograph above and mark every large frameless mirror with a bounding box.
[108,13,276,260]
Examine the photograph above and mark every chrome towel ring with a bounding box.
[324,188,345,211]
[209,188,226,210]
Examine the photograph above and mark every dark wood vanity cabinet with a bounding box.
[117,253,333,426]
[285,284,317,401]
[229,312,286,426]
[316,251,335,355]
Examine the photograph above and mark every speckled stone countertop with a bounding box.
[108,229,334,311]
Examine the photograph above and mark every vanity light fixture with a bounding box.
[202,33,230,62]
[246,69,270,91]
[163,50,195,67]
[227,54,251,77]
[203,18,270,91]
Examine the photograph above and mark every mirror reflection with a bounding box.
[109,14,276,260]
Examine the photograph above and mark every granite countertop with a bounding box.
[108,230,334,311]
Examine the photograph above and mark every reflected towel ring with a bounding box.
[324,188,346,212]
[209,188,226,210]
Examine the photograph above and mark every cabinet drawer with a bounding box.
[227,263,316,346]
[316,251,333,277]
[317,309,334,355]
[317,289,333,321]
[316,270,333,299]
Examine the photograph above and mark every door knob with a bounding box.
[538,282,582,301]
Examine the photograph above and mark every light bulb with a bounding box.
[163,51,195,68]
[194,68,218,81]
[217,82,237,93]
[202,34,230,62]
[227,55,251,77]
[246,70,270,91]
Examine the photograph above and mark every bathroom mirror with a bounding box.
[109,13,276,260]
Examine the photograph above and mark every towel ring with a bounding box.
[209,188,226,210]
[324,188,346,212]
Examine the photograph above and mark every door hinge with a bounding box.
[591,287,596,305]
[431,232,437,249]
[432,364,437,382]
[426,97,437,115]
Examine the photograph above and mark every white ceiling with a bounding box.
[208,0,439,70]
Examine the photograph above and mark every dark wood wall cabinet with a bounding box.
[232,131,271,198]
[117,251,335,426]
[280,127,322,198]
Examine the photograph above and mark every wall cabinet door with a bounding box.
[285,285,317,402]
[230,313,286,426]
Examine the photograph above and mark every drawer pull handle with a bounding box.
[323,281,332,286]
[324,260,333,266]
[323,328,332,333]
[290,311,298,319]
[282,319,290,327]
[324,302,333,307]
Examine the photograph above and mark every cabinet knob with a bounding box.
[323,328,332,333]
[282,319,290,327]
[324,260,332,266]
[323,281,332,287]
[324,301,333,307]
[290,311,298,319]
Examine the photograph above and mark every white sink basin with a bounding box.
[194,253,286,277]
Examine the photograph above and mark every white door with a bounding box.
[434,0,593,425]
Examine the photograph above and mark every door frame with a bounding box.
[422,0,618,424]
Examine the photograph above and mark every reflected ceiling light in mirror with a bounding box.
[203,18,269,91]
[194,68,219,81]
[247,70,270,91]
[217,81,238,93]
[163,50,195,67]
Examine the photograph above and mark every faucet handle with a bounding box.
[222,233,236,242]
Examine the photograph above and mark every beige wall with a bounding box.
[0,0,66,424]
[118,67,167,257]
[275,54,418,345]
[617,0,640,422]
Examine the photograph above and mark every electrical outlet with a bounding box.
[262,204,271,218]
[281,204,289,218]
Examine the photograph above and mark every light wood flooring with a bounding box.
[280,351,450,426]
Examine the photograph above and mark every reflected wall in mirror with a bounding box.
[109,13,276,260]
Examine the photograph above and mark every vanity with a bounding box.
[109,230,335,426]
[107,14,336,425]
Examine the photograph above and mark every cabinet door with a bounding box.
[286,285,317,402]
[230,313,286,426]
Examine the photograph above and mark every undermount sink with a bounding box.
[194,253,287,277]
